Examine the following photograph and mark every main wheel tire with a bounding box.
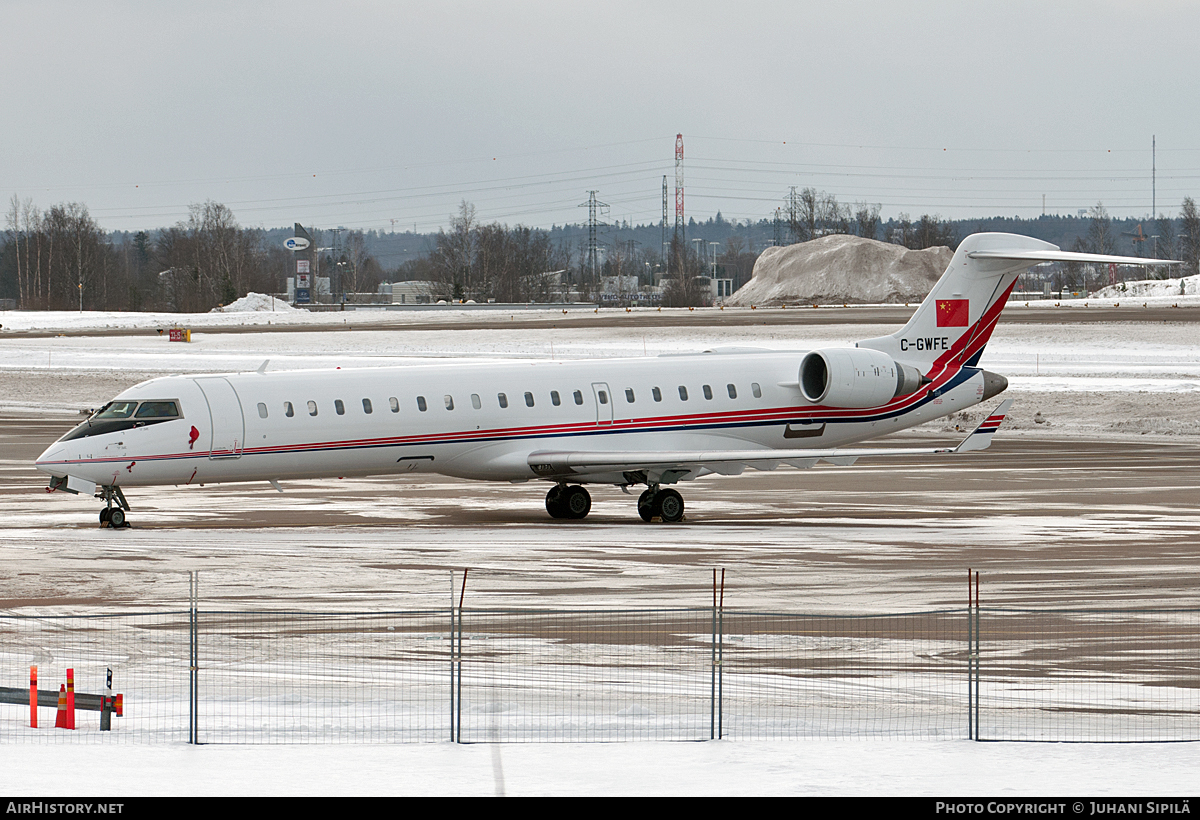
[655,489,684,523]
[637,489,656,522]
[563,485,591,520]
[99,508,112,526]
[545,485,568,518]
[108,508,126,528]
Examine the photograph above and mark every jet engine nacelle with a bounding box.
[799,348,925,407]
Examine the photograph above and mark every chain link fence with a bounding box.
[1,604,1197,743]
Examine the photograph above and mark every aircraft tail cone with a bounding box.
[982,370,1008,400]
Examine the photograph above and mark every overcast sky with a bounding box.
[3,1,1198,233]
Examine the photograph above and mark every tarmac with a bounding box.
[4,412,1199,614]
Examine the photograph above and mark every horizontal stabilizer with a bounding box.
[952,399,1013,453]
[967,249,1178,267]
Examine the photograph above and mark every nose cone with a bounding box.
[35,444,65,476]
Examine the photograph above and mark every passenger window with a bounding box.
[417,396,427,412]
[335,399,345,415]
[257,403,268,419]
[598,390,608,404]
[573,390,584,405]
[678,386,688,401]
[524,392,535,407]
[498,393,508,409]
[727,384,737,399]
[284,401,294,418]
[389,397,399,413]
[703,385,713,400]
[444,395,454,411]
[551,391,561,406]
[308,401,318,417]
[623,389,633,403]
[362,398,373,414]
[471,394,481,410]
[751,383,762,398]
[652,387,662,402]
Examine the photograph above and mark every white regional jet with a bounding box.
[36,233,1173,528]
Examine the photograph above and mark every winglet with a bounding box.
[257,359,270,374]
[953,399,1013,453]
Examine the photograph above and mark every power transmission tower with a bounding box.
[787,186,800,243]
[674,134,685,246]
[578,190,609,285]
[662,175,668,261]
[773,208,783,247]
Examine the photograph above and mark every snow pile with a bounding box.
[212,292,301,313]
[1094,272,1200,299]
[727,235,951,306]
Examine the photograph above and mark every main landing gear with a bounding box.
[637,487,684,523]
[545,484,592,519]
[544,483,685,523]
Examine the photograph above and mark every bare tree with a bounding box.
[1180,197,1200,277]
[1084,202,1118,256]
[854,203,881,241]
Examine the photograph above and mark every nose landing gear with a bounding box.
[98,486,131,529]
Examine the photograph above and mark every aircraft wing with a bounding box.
[528,400,1013,480]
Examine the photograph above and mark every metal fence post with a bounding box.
[189,571,198,745]
[710,571,717,740]
[717,569,725,740]
[968,569,980,741]
[973,572,981,740]
[449,571,457,743]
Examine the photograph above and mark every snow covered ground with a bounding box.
[3,307,1200,795]
[2,307,1199,438]
[10,740,1200,796]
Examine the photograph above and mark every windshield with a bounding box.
[94,401,138,420]
[60,399,183,442]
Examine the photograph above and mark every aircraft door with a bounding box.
[591,382,613,425]
[194,377,245,459]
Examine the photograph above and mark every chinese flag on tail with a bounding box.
[936,299,969,327]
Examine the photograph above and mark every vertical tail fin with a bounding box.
[858,233,1177,375]
[858,233,1052,373]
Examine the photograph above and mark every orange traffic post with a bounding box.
[54,685,67,728]
[65,668,75,730]
[29,666,37,728]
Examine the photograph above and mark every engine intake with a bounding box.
[799,348,926,408]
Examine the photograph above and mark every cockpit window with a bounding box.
[95,401,138,420]
[60,399,184,442]
[134,401,180,419]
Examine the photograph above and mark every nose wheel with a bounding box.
[100,507,127,528]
